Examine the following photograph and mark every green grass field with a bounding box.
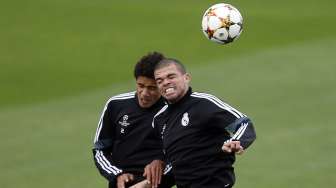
[1,0,336,187]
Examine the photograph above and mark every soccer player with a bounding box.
[93,52,175,188]
[153,58,256,188]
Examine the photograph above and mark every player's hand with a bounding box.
[222,141,244,155]
[143,160,164,188]
[117,173,135,188]
[129,180,151,188]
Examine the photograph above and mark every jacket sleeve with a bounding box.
[224,116,256,149]
[92,101,123,184]
[208,98,256,150]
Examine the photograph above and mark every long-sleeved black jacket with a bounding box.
[93,91,166,185]
[153,88,256,185]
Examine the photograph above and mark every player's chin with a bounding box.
[140,100,154,108]
[164,94,177,102]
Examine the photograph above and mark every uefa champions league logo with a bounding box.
[119,115,130,134]
[119,115,130,127]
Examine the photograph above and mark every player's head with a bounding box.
[154,58,191,104]
[134,52,165,108]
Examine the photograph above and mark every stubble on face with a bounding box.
[154,64,190,103]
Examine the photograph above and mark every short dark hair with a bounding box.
[134,52,165,79]
[155,58,186,74]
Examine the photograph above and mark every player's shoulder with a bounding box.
[190,92,223,108]
[191,91,229,108]
[191,91,246,118]
[110,91,136,99]
[106,91,136,104]
[191,91,223,104]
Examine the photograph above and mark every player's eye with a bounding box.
[156,79,162,85]
[148,86,157,91]
[168,75,176,79]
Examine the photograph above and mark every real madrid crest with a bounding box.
[181,112,189,126]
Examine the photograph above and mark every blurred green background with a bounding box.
[1,0,335,187]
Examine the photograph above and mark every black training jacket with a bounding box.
[92,91,166,184]
[153,88,256,184]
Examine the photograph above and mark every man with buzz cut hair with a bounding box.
[93,52,175,188]
[153,58,256,188]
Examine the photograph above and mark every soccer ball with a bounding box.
[202,3,243,44]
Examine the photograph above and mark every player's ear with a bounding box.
[185,73,191,83]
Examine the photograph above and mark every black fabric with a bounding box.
[154,88,256,185]
[93,92,168,184]
[175,167,235,188]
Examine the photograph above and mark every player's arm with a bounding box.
[129,180,151,188]
[222,117,256,154]
[143,159,164,188]
[146,106,174,188]
[143,120,166,188]
[92,101,123,185]
[208,98,256,154]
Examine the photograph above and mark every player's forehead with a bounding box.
[155,64,181,78]
[136,76,156,86]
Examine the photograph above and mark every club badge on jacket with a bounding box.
[181,112,190,127]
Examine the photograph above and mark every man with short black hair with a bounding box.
[153,58,256,188]
[93,52,175,188]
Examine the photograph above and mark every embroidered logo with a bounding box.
[119,115,130,134]
[181,112,189,126]
[119,115,130,127]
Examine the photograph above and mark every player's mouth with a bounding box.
[165,87,175,95]
[139,97,153,107]
[141,97,151,103]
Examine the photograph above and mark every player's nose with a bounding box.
[162,78,171,86]
[142,88,150,96]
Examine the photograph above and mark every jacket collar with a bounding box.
[167,87,192,107]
